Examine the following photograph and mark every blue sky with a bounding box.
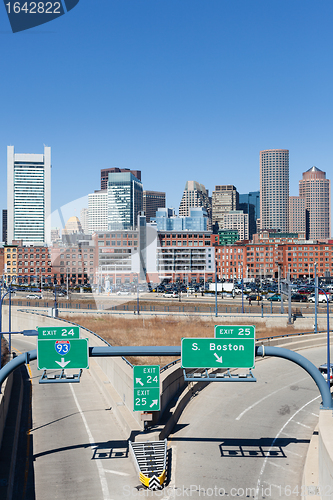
[1,0,333,228]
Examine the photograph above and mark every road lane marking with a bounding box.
[235,376,308,420]
[286,449,302,457]
[254,394,320,500]
[104,469,129,476]
[70,384,112,500]
[268,461,296,473]
[294,421,311,429]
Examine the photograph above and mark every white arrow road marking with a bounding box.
[55,358,70,368]
[135,378,144,386]
[150,400,158,407]
[104,469,130,476]
[214,353,223,363]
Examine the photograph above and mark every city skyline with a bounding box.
[1,1,333,222]
[3,143,332,241]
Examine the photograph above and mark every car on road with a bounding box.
[291,293,308,302]
[26,294,42,299]
[318,363,333,384]
[266,293,282,301]
[246,294,263,301]
[163,291,178,298]
[116,290,131,296]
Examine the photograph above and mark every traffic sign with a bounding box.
[38,326,80,339]
[181,336,255,369]
[37,338,89,370]
[215,325,255,339]
[133,365,160,411]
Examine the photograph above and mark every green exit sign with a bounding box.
[181,336,255,369]
[215,325,255,339]
[133,365,160,411]
[38,326,80,339]
[37,338,89,370]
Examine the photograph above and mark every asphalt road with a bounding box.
[5,335,328,499]
[168,345,325,499]
[10,335,140,500]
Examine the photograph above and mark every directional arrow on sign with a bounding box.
[214,353,223,363]
[55,358,71,368]
[136,378,144,386]
[150,400,158,408]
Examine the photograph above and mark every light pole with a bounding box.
[0,287,13,365]
[215,261,218,317]
[137,273,140,315]
[315,285,330,391]
[241,267,244,314]
[277,263,284,314]
[314,263,318,334]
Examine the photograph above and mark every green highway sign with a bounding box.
[181,336,255,369]
[37,338,89,370]
[133,365,160,411]
[215,325,255,339]
[38,326,80,340]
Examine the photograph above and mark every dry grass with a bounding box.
[61,314,295,366]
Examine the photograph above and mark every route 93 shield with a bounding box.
[55,340,71,356]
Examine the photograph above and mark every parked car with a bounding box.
[308,293,329,303]
[291,293,308,302]
[26,294,42,299]
[318,363,333,384]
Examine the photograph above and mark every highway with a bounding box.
[168,345,324,499]
[5,335,327,499]
[10,335,139,500]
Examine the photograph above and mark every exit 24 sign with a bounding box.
[133,365,160,411]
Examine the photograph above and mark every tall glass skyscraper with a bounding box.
[239,191,260,238]
[107,172,143,230]
[7,145,51,245]
[260,149,289,232]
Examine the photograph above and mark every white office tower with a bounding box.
[7,145,51,245]
[88,190,108,233]
[80,208,89,234]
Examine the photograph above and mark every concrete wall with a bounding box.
[0,372,13,450]
[319,411,333,499]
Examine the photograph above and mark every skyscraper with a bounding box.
[299,166,330,240]
[101,167,141,190]
[239,191,260,238]
[212,185,238,232]
[107,171,143,230]
[289,196,307,236]
[7,145,51,245]
[179,181,211,225]
[260,149,289,232]
[88,190,108,233]
[143,191,166,222]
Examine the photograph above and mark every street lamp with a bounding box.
[0,287,13,365]
[315,285,330,392]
